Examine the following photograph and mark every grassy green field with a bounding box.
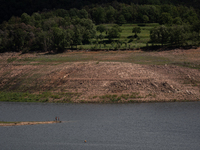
[6,49,199,68]
[0,91,81,103]
[0,121,20,124]
[7,52,169,65]
[77,23,160,50]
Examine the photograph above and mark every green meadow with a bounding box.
[77,23,160,50]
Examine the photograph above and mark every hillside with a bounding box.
[0,48,200,103]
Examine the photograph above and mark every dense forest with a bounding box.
[1,0,200,23]
[0,1,200,52]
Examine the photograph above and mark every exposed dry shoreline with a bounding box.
[0,121,61,126]
[0,48,200,103]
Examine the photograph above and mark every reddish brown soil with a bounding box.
[0,49,200,102]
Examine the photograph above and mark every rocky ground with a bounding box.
[0,48,200,102]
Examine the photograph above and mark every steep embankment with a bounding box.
[0,49,200,103]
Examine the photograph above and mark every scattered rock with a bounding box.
[63,74,69,78]
[186,90,192,95]
[151,82,158,88]
[187,75,191,79]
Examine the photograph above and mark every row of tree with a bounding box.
[1,3,199,27]
[0,3,200,52]
[89,4,198,25]
[150,23,200,46]
[1,0,200,23]
[0,17,96,53]
[2,3,199,25]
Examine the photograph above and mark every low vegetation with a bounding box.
[0,91,81,103]
[0,91,154,103]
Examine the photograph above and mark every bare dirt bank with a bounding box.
[0,48,200,103]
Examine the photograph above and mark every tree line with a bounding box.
[1,0,200,23]
[0,14,96,53]
[0,3,199,52]
[89,4,198,25]
[150,23,200,47]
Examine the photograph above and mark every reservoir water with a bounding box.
[1,102,200,150]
